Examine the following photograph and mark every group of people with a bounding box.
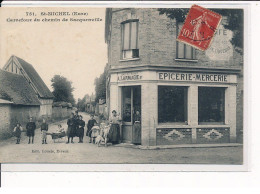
[13,117,48,144]
[66,111,86,143]
[68,110,121,145]
[13,110,121,145]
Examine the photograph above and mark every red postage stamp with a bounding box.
[177,5,222,51]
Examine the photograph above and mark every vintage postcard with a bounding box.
[0,3,246,169]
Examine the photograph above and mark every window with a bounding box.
[176,42,196,60]
[158,86,188,123]
[198,87,225,124]
[176,23,196,60]
[121,20,139,59]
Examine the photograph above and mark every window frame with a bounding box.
[198,86,226,125]
[121,19,139,60]
[158,85,188,125]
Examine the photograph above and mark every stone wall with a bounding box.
[52,106,72,120]
[0,104,40,139]
[39,98,53,117]
[0,104,73,139]
[0,104,11,139]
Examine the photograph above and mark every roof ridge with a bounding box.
[13,56,54,99]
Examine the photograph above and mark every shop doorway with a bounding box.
[121,86,141,144]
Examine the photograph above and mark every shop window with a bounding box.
[198,87,225,124]
[176,23,196,60]
[121,20,139,59]
[158,86,188,124]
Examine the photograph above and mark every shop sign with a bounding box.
[158,72,228,83]
[117,72,143,82]
[205,19,233,61]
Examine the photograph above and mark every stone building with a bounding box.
[105,8,243,146]
[0,70,41,138]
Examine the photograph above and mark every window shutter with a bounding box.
[178,42,185,58]
[123,23,130,50]
[130,21,138,49]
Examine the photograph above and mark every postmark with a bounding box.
[177,5,222,51]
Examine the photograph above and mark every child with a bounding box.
[13,123,23,144]
[90,123,100,144]
[87,114,97,143]
[51,124,66,143]
[100,123,111,147]
[78,115,85,143]
[67,113,75,144]
[57,124,65,133]
[41,119,48,144]
[26,117,36,144]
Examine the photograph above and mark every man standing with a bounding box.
[41,118,48,144]
[26,117,36,144]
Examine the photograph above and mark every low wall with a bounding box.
[52,106,72,121]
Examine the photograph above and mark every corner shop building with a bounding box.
[105,8,243,146]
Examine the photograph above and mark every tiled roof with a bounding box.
[0,70,40,105]
[15,56,54,99]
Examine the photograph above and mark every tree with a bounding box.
[94,72,106,103]
[51,75,75,105]
[158,8,243,53]
[77,94,90,111]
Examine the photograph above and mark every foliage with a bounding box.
[51,75,75,105]
[77,94,90,111]
[158,8,243,53]
[94,71,107,103]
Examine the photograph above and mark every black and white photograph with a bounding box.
[0,5,245,166]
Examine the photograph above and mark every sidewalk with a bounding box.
[113,142,242,150]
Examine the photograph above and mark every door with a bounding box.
[121,86,141,144]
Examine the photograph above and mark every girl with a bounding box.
[87,114,97,143]
[90,123,100,144]
[13,123,23,144]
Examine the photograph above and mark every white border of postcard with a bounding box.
[0,1,250,172]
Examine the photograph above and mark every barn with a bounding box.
[0,55,54,138]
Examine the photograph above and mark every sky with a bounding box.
[0,7,107,100]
